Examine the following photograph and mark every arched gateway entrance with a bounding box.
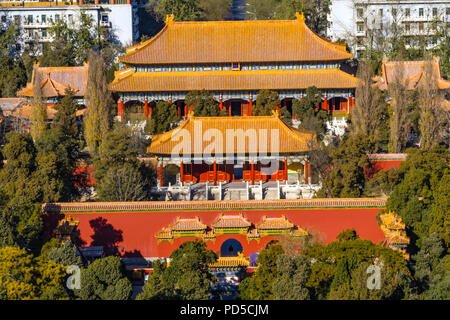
[220,239,244,257]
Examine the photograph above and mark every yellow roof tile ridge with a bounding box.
[272,111,315,148]
[301,18,353,60]
[150,116,192,149]
[120,24,170,60]
[110,68,135,85]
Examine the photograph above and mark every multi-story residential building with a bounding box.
[328,0,450,57]
[0,0,140,55]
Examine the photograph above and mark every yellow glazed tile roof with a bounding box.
[148,113,315,155]
[256,215,294,230]
[17,62,89,97]
[170,216,207,231]
[374,57,450,91]
[212,213,252,229]
[120,13,352,64]
[208,256,250,268]
[109,68,358,92]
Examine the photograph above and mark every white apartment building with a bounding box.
[0,0,140,55]
[328,0,450,57]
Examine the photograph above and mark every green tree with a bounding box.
[292,86,329,140]
[147,101,178,135]
[253,90,280,116]
[0,246,70,300]
[29,69,48,141]
[336,228,359,242]
[304,236,408,300]
[247,0,331,36]
[35,128,79,202]
[317,134,374,198]
[40,20,76,67]
[76,256,132,300]
[151,0,203,21]
[352,60,390,152]
[386,147,448,250]
[46,240,83,267]
[199,0,231,20]
[84,51,114,156]
[94,125,154,201]
[96,164,148,202]
[185,90,220,116]
[273,254,311,300]
[40,12,123,69]
[0,213,15,248]
[53,88,79,140]
[238,243,284,300]
[137,240,217,300]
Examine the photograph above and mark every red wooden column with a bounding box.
[180,162,184,186]
[284,158,288,182]
[94,0,98,5]
[228,105,231,116]
[304,161,309,184]
[78,0,83,5]
[248,98,253,116]
[323,96,329,112]
[117,100,124,121]
[158,161,164,187]
[251,160,255,185]
[184,104,188,117]
[219,98,223,110]
[213,160,217,186]
[144,100,149,119]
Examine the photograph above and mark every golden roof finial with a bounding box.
[165,14,175,25]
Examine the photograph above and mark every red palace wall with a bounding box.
[44,207,385,258]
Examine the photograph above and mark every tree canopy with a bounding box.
[137,240,217,300]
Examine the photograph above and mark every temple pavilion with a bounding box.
[17,62,89,107]
[147,112,315,186]
[16,62,89,126]
[110,12,358,121]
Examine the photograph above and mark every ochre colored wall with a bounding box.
[44,208,385,258]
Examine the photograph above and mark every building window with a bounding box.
[27,15,33,24]
[55,14,60,22]
[357,8,363,18]
[1,15,6,23]
[392,8,397,17]
[405,8,410,17]
[419,23,424,32]
[447,8,450,15]
[42,15,46,23]
[357,22,364,32]
[405,23,410,32]
[432,8,437,17]
[379,9,383,17]
[68,14,73,24]
[101,14,109,23]
[419,8,424,17]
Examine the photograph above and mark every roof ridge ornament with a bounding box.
[165,14,175,25]
[296,11,305,22]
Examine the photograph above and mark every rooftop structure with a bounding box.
[111,12,358,122]
[148,112,316,187]
[373,56,450,91]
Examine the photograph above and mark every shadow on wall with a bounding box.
[89,217,123,256]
